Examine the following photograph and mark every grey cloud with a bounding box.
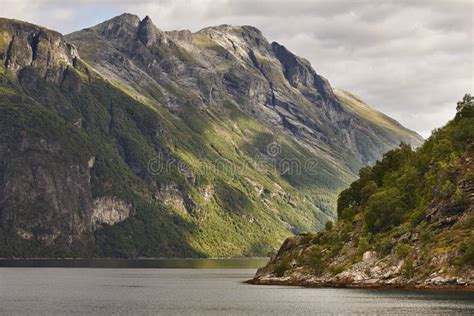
[1,0,472,137]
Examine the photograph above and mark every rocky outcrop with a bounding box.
[271,42,334,102]
[0,18,76,83]
[251,216,474,290]
[137,16,168,47]
[91,197,133,228]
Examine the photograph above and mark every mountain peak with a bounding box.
[137,15,166,46]
[89,13,141,40]
[112,13,141,26]
[199,24,264,40]
[83,13,167,46]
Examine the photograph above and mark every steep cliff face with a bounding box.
[0,19,77,82]
[0,21,91,256]
[1,15,422,258]
[0,113,94,255]
[251,96,474,289]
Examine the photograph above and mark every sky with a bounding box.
[1,0,473,138]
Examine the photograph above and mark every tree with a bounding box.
[456,94,473,118]
[364,188,405,233]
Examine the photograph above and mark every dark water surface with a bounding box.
[0,260,473,315]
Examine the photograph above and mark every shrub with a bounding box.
[325,220,334,231]
[419,224,432,245]
[304,247,325,274]
[329,264,346,275]
[356,236,370,256]
[395,243,411,259]
[439,180,455,199]
[402,255,415,279]
[453,187,469,206]
[375,239,393,257]
[274,256,291,277]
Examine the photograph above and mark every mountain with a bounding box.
[0,15,422,258]
[250,95,474,289]
[334,89,423,164]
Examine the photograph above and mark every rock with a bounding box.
[91,197,133,228]
[0,19,74,82]
[362,250,377,262]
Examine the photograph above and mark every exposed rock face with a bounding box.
[91,197,133,228]
[271,42,334,101]
[92,13,141,41]
[252,239,473,290]
[0,19,76,83]
[0,18,129,256]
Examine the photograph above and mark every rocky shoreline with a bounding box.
[247,235,474,292]
[247,274,474,291]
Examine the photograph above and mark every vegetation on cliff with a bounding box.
[253,95,474,287]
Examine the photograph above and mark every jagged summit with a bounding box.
[66,13,422,166]
[86,13,269,48]
[87,13,141,40]
[137,15,166,46]
[106,12,141,27]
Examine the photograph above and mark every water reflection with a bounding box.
[0,258,269,269]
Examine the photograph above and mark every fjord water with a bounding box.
[0,260,472,315]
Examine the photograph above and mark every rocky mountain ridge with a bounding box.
[66,13,422,166]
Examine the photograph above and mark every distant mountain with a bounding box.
[0,15,422,258]
[251,95,473,289]
[334,88,423,164]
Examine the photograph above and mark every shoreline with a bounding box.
[246,277,474,292]
[0,257,270,260]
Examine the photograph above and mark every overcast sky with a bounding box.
[2,0,473,137]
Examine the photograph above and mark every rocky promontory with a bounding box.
[250,95,474,290]
[249,235,473,290]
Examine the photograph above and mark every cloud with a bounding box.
[1,0,472,137]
